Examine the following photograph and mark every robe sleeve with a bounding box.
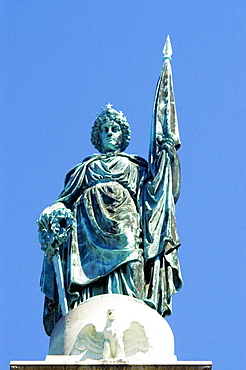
[54,156,97,209]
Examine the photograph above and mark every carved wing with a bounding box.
[70,324,104,360]
[123,321,150,358]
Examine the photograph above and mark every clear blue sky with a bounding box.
[1,1,245,369]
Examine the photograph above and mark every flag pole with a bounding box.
[149,36,181,173]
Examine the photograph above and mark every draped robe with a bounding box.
[40,149,182,336]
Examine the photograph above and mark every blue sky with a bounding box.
[1,1,246,369]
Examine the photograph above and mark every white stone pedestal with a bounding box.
[10,295,212,369]
[49,294,176,363]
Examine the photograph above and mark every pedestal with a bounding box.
[10,295,212,369]
[49,294,176,363]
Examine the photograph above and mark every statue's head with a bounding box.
[91,104,131,153]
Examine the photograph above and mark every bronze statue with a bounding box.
[38,36,182,336]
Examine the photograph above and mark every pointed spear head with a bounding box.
[162,35,173,60]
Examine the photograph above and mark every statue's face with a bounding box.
[100,121,122,153]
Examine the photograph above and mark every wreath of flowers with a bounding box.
[37,207,76,262]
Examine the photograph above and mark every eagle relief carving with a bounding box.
[70,309,151,362]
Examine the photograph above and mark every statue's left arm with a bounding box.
[160,137,180,203]
[141,37,183,316]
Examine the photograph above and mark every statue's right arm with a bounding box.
[41,157,94,218]
[53,161,86,209]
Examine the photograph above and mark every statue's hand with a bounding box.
[160,137,176,160]
[40,202,68,218]
[43,244,58,263]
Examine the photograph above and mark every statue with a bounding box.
[38,36,183,337]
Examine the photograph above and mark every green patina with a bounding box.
[38,37,183,336]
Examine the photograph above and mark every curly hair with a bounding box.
[91,107,131,153]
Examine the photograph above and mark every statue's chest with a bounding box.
[92,156,130,174]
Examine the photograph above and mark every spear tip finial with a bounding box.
[162,35,173,60]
